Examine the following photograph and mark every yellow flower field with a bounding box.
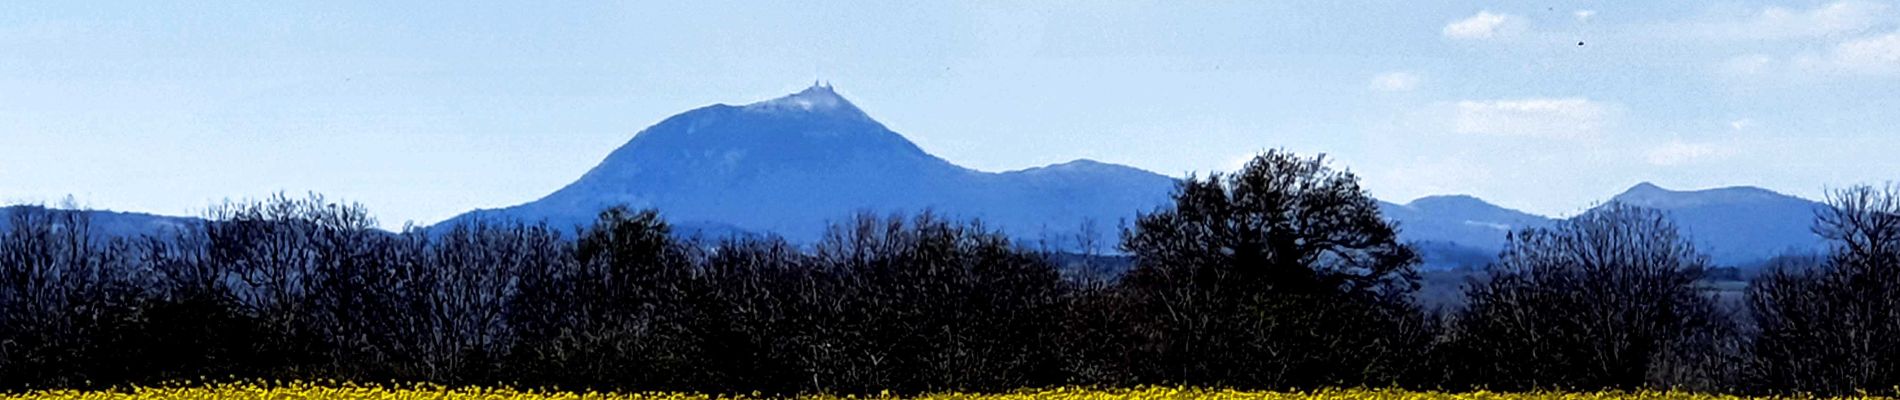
[0,384,1883,400]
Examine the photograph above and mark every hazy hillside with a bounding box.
[8,87,1836,269]
[0,205,194,238]
[440,85,1177,246]
[1379,195,1555,268]
[1601,182,1827,265]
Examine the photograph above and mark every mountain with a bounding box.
[0,206,195,238]
[1379,196,1555,268]
[437,85,1832,267]
[8,85,1830,270]
[1380,183,1830,269]
[440,84,1177,245]
[1599,182,1827,265]
[1380,195,1555,253]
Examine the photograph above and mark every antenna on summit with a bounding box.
[811,63,835,90]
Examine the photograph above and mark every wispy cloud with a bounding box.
[1689,1,1892,40]
[1646,140,1736,166]
[1453,98,1616,139]
[1369,71,1420,92]
[1725,31,1900,78]
[1443,11,1522,40]
[1816,32,1900,74]
[1719,54,1777,77]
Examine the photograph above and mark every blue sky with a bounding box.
[4,1,1899,226]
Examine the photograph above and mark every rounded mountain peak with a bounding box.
[742,82,867,118]
[1610,181,1793,209]
[1407,194,1490,209]
[563,83,952,192]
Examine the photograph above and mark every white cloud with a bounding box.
[1444,11,1522,40]
[1729,118,1758,130]
[1369,71,1421,92]
[1695,1,1892,40]
[1646,140,1736,166]
[1749,31,1900,76]
[1719,32,1900,78]
[1574,10,1596,22]
[1453,98,1616,139]
[1719,54,1776,76]
[1697,2,1900,80]
[1826,32,1900,73]
[1765,1,1889,36]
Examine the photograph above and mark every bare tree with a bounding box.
[1749,184,1900,394]
[0,205,147,387]
[1444,203,1733,391]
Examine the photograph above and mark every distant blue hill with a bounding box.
[1601,182,1827,266]
[6,85,1838,270]
[1378,182,1828,269]
[433,84,1831,268]
[1379,195,1554,257]
[0,205,195,239]
[437,84,1177,247]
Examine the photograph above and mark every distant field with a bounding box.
[0,385,1864,400]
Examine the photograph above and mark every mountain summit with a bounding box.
[1611,181,1797,209]
[743,83,867,117]
[442,85,1176,244]
[1379,195,1553,258]
[563,83,949,193]
[1599,182,1826,265]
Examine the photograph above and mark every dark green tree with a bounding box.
[1117,149,1426,388]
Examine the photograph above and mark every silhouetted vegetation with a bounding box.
[1747,185,1900,394]
[1113,151,1428,388]
[4,153,1900,395]
[1436,204,1736,391]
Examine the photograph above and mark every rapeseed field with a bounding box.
[0,384,1878,400]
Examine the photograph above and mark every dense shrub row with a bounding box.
[2,150,1897,395]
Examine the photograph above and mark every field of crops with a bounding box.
[0,384,1879,400]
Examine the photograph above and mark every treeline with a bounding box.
[3,150,1899,395]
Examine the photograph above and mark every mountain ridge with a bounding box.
[439,85,1829,267]
[1599,181,1826,265]
[441,84,1177,245]
[4,85,1835,269]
